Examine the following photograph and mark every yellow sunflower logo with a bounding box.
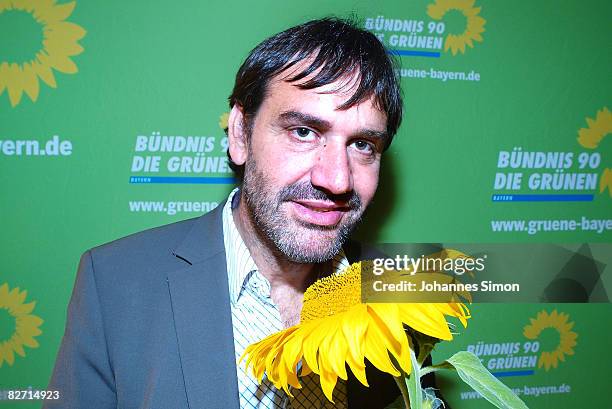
[523,309,577,371]
[576,107,611,198]
[577,106,611,149]
[218,112,229,131]
[427,0,486,55]
[0,0,86,107]
[0,282,43,366]
[600,168,612,198]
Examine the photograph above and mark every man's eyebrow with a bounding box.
[357,129,388,141]
[278,111,332,130]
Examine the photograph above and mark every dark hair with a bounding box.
[227,17,403,177]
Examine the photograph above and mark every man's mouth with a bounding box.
[289,200,349,227]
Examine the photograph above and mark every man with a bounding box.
[46,18,425,408]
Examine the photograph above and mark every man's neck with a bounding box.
[232,195,318,293]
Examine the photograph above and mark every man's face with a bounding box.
[231,70,387,263]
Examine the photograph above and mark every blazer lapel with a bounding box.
[166,203,240,409]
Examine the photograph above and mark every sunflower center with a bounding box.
[0,307,16,342]
[443,9,468,36]
[300,263,362,323]
[0,9,44,64]
[537,327,561,352]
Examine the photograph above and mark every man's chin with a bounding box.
[272,224,347,263]
[278,245,341,264]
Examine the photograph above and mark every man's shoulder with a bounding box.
[85,204,224,278]
[93,215,197,254]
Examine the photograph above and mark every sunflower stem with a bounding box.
[393,375,411,408]
[420,361,455,377]
[407,348,423,409]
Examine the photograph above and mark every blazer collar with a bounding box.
[171,200,226,265]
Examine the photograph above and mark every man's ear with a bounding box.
[228,104,248,166]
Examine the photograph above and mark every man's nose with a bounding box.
[310,142,353,195]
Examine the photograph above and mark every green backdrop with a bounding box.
[1,0,610,407]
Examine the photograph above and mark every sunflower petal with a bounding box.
[37,52,77,74]
[325,325,348,380]
[345,351,368,387]
[302,319,333,373]
[368,305,412,374]
[5,63,25,107]
[11,299,36,315]
[43,35,84,57]
[341,304,367,366]
[362,320,401,377]
[45,21,86,43]
[370,304,404,343]
[32,57,57,88]
[318,354,339,402]
[41,1,76,24]
[280,333,304,377]
[19,63,40,102]
[399,303,452,340]
[0,62,8,96]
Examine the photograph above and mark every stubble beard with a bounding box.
[241,156,364,264]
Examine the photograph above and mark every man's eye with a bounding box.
[352,140,374,153]
[291,127,316,140]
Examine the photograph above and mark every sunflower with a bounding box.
[577,107,611,149]
[427,0,486,55]
[523,309,578,371]
[218,112,229,131]
[600,168,612,198]
[0,283,44,367]
[0,0,86,107]
[575,107,611,198]
[241,262,470,402]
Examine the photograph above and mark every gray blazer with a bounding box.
[44,203,404,409]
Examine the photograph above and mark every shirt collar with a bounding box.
[222,188,258,305]
[222,187,351,305]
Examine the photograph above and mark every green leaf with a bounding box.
[446,351,529,409]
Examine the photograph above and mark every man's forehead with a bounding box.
[267,56,351,91]
[265,62,381,116]
[266,83,385,130]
